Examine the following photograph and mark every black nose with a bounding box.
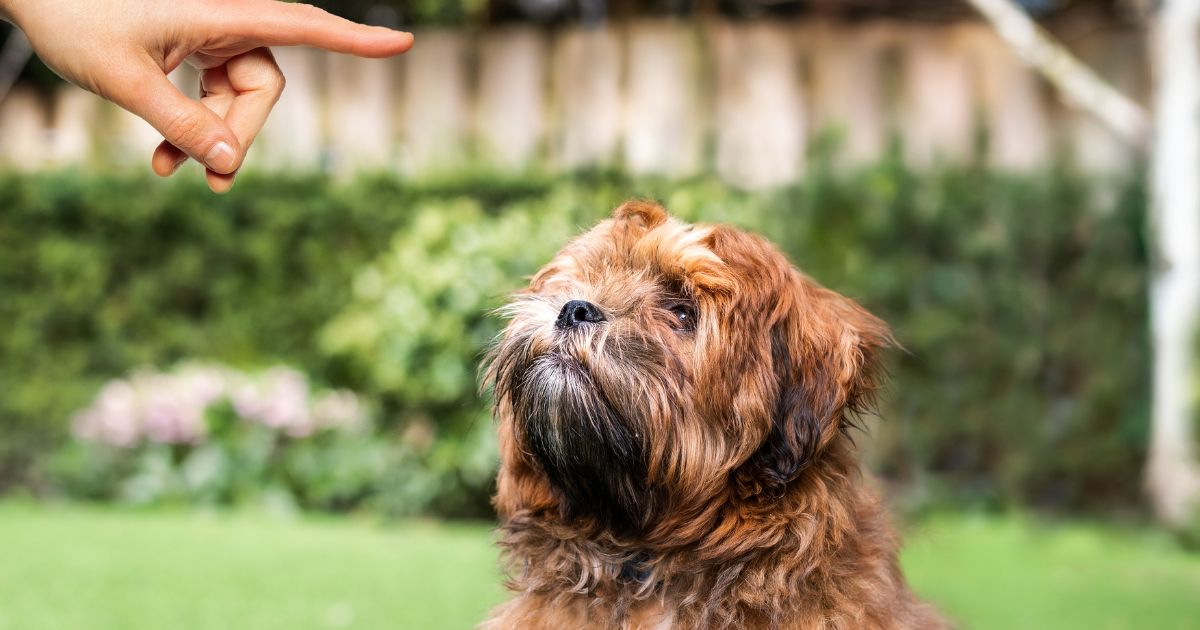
[556,300,606,329]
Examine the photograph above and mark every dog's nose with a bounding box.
[556,300,606,329]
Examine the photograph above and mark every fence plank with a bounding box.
[250,47,324,172]
[899,24,977,166]
[327,55,399,174]
[550,27,623,169]
[50,87,100,166]
[0,87,48,169]
[712,20,804,188]
[1062,27,1147,173]
[476,26,548,171]
[808,21,887,167]
[2,18,1141,181]
[399,30,470,176]
[111,108,164,169]
[962,25,1051,170]
[624,20,704,177]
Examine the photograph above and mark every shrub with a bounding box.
[0,173,416,490]
[54,362,382,510]
[0,164,1151,516]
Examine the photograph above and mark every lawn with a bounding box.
[0,503,1197,630]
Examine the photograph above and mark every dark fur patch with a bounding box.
[509,354,653,533]
[742,328,824,496]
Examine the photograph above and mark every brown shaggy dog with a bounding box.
[483,201,947,629]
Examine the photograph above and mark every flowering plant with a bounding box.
[56,362,385,510]
[73,363,366,447]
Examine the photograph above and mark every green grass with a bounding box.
[903,514,1200,630]
[0,503,504,630]
[0,504,1197,630]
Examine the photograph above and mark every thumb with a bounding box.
[111,61,243,174]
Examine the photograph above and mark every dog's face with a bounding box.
[487,202,891,537]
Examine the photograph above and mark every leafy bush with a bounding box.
[768,163,1151,512]
[0,164,1150,516]
[0,173,413,488]
[54,362,384,510]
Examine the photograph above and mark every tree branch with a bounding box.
[965,0,1150,148]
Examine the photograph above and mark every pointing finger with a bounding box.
[218,1,413,58]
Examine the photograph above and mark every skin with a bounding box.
[0,0,413,192]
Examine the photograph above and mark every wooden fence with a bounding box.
[0,18,1147,188]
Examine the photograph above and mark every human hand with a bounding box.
[0,0,413,192]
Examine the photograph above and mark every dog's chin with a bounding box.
[529,352,591,391]
[513,351,652,533]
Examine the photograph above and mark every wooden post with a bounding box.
[400,30,470,176]
[711,20,804,188]
[1062,28,1147,173]
[0,87,48,169]
[327,55,398,174]
[623,20,704,177]
[476,26,548,171]
[50,86,100,166]
[250,47,324,172]
[898,24,977,166]
[808,21,887,168]
[550,27,623,169]
[963,24,1051,170]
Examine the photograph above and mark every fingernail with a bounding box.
[204,141,237,173]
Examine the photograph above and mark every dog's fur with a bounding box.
[483,201,946,629]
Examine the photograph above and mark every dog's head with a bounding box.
[487,202,891,537]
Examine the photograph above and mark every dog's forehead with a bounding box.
[563,214,732,294]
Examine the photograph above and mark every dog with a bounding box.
[483,201,947,629]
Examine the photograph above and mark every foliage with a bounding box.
[0,164,1149,516]
[769,162,1152,513]
[0,173,411,490]
[53,362,382,511]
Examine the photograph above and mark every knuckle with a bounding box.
[162,108,206,149]
[241,58,286,96]
[294,3,324,18]
[265,65,286,93]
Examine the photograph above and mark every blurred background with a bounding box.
[1,0,1199,629]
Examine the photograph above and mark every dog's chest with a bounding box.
[626,601,676,630]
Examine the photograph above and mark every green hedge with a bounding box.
[0,164,1149,515]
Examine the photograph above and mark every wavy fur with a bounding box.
[482,201,947,629]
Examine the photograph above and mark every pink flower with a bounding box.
[72,381,140,448]
[72,362,369,447]
[231,367,314,436]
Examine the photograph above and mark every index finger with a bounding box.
[220,1,414,58]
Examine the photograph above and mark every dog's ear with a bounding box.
[612,199,668,228]
[746,278,893,495]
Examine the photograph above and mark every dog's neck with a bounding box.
[617,551,655,585]
[495,441,899,626]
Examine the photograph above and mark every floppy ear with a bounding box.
[744,278,893,495]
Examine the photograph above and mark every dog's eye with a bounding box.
[668,304,697,331]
